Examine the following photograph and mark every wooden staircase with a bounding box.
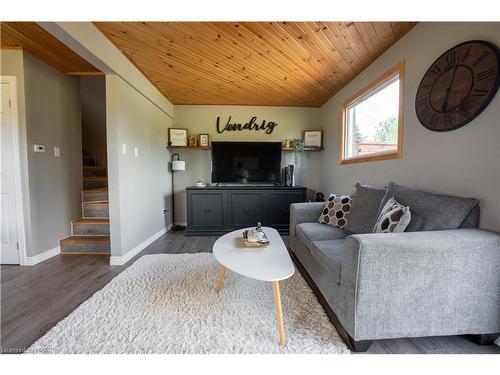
[59,152,110,255]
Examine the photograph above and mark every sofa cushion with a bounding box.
[296,222,349,249]
[310,240,345,284]
[380,181,479,231]
[345,183,387,234]
[318,194,352,229]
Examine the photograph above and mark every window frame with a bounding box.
[339,60,405,165]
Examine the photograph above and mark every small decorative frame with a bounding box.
[168,128,188,147]
[199,134,209,147]
[303,130,323,148]
[188,135,198,147]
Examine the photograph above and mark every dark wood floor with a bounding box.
[1,231,499,354]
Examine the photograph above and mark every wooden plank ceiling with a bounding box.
[95,22,416,107]
[0,22,101,75]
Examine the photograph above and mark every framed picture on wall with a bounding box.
[168,128,188,147]
[188,135,198,147]
[199,134,209,147]
[303,130,323,148]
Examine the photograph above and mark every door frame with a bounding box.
[1,76,28,265]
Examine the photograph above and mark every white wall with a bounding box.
[318,22,500,232]
[1,50,82,257]
[172,105,322,223]
[81,76,107,168]
[106,75,171,258]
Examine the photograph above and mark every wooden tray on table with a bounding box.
[241,229,270,248]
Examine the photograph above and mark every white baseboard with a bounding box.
[24,246,60,266]
[109,227,167,266]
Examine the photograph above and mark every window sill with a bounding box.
[340,151,401,165]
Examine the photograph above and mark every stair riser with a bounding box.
[82,191,108,202]
[83,204,109,218]
[60,241,110,253]
[83,179,108,189]
[72,223,110,236]
[83,156,96,167]
[83,167,106,177]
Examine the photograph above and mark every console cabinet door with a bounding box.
[230,192,264,228]
[188,192,226,230]
[267,191,306,227]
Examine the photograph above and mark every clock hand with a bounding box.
[441,66,458,112]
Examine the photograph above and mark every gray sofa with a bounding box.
[289,182,500,351]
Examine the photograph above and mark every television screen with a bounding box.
[211,142,282,184]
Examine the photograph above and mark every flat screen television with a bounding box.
[211,141,282,184]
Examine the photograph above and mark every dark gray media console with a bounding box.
[186,185,307,235]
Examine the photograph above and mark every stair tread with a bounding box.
[83,176,108,180]
[82,188,108,193]
[72,218,109,224]
[61,251,110,255]
[83,200,109,205]
[60,235,110,244]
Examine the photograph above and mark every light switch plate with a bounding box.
[134,147,139,157]
[34,144,46,153]
[122,144,127,154]
[54,147,60,157]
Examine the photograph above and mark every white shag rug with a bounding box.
[27,253,349,354]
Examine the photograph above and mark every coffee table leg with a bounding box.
[272,281,286,346]
[214,265,226,294]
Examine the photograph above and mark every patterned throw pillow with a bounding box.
[318,194,352,228]
[373,197,411,233]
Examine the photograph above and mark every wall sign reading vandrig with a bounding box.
[216,116,278,135]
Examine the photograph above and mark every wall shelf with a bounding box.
[282,147,323,152]
[167,145,211,150]
[167,146,323,152]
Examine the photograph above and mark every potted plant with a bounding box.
[290,138,305,164]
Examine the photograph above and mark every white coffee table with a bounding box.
[212,226,295,346]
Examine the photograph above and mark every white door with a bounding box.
[1,81,20,264]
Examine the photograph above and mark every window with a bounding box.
[340,61,404,164]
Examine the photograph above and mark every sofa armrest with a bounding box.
[289,202,325,250]
[341,229,500,340]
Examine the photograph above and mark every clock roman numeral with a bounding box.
[472,50,489,67]
[446,50,458,67]
[462,46,471,63]
[419,105,431,120]
[476,68,496,82]
[430,64,442,75]
[459,105,470,117]
[444,114,452,128]
[417,97,428,106]
[472,88,488,97]
[429,113,437,127]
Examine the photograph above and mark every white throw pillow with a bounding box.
[373,197,411,233]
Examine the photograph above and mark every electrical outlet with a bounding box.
[122,144,127,154]
[134,147,139,157]
[54,147,60,157]
[162,209,168,215]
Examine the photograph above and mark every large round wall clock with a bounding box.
[416,40,500,131]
